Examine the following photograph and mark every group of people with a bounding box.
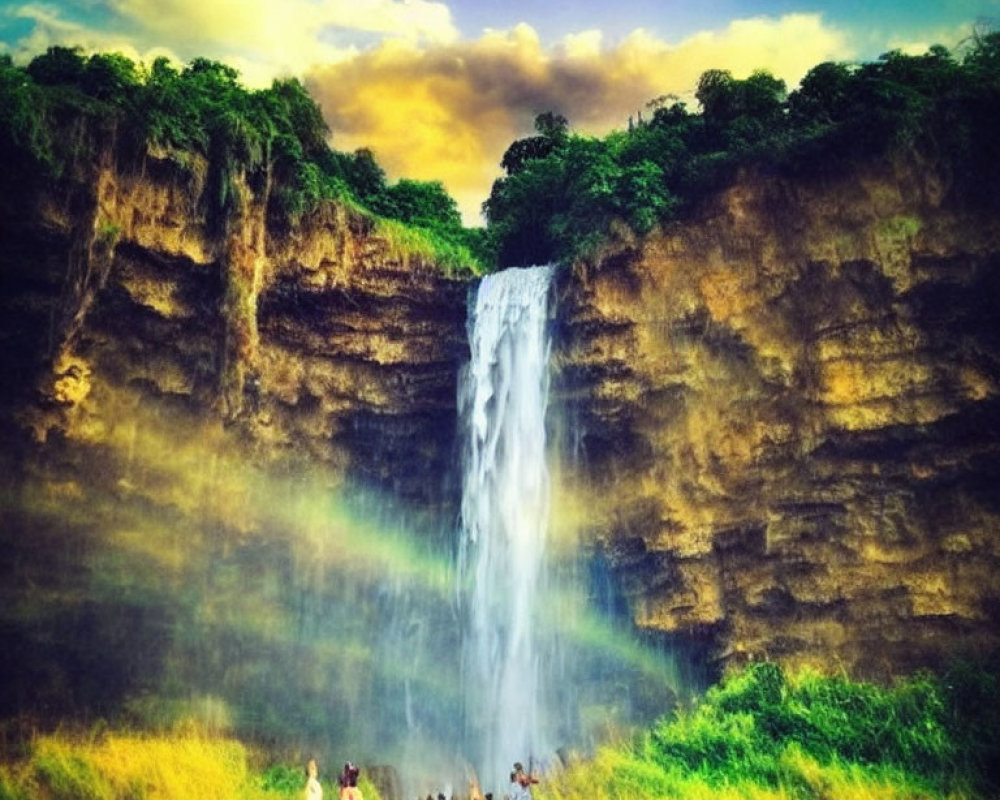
[305,759,538,800]
[305,759,363,800]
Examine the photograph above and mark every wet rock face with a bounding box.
[0,146,469,514]
[552,157,1000,677]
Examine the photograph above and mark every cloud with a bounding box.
[5,2,183,71]
[306,14,853,223]
[888,22,975,56]
[5,0,458,85]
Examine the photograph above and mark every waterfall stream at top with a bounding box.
[458,264,556,793]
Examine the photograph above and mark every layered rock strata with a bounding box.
[0,144,468,507]
[553,155,1000,676]
[4,140,1000,686]
[0,140,470,730]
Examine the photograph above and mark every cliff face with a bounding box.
[0,143,468,507]
[553,154,1000,676]
[4,140,999,694]
[0,141,471,733]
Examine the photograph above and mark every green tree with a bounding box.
[345,147,387,202]
[788,61,855,125]
[484,154,565,266]
[82,52,142,104]
[26,46,86,87]
[696,69,738,125]
[379,179,462,229]
[740,70,787,123]
[500,111,570,175]
[534,111,569,140]
[0,55,52,174]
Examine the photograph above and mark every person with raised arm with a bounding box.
[509,762,538,800]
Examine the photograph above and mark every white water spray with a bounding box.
[458,265,555,793]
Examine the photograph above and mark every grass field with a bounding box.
[1,661,996,800]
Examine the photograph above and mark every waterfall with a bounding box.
[458,264,555,794]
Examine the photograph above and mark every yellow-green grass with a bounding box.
[537,744,958,800]
[373,217,484,277]
[0,727,382,800]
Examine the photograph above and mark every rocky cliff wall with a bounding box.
[4,140,999,689]
[553,154,1000,677]
[0,142,468,509]
[0,139,471,730]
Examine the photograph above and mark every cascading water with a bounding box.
[458,264,555,793]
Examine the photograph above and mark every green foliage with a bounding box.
[0,48,484,273]
[33,748,113,800]
[374,178,462,228]
[256,764,306,793]
[25,46,88,87]
[485,32,1000,268]
[539,660,1000,800]
[0,55,56,176]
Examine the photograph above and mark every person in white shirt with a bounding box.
[305,758,323,800]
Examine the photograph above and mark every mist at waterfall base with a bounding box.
[0,269,701,798]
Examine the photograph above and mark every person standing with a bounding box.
[339,762,364,800]
[305,758,323,800]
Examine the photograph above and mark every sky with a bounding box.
[1,0,998,223]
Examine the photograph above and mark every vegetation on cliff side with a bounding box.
[0,48,487,275]
[484,30,1000,268]
[538,661,1000,800]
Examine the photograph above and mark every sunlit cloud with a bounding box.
[887,22,976,56]
[307,14,853,223]
[4,0,459,85]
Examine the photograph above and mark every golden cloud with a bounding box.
[7,0,459,86]
[307,14,853,223]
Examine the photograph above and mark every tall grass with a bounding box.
[537,661,998,800]
[373,217,484,277]
[0,726,380,800]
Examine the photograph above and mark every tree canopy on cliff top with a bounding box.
[0,48,488,274]
[3,33,1000,275]
[484,29,1000,269]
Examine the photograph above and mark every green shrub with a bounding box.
[256,764,306,793]
[33,746,112,800]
